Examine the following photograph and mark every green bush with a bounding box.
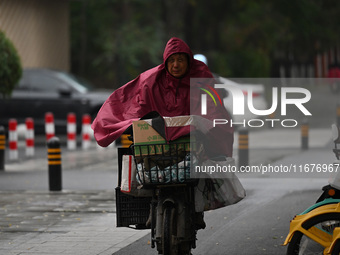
[0,30,22,98]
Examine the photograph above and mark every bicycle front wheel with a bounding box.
[287,213,340,255]
[163,205,177,255]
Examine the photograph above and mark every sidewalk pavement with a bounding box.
[1,140,150,255]
[0,190,149,255]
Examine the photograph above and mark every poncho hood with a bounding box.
[163,37,193,65]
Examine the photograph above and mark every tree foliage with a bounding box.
[70,0,340,88]
[0,30,22,98]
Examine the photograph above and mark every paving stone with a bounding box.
[0,190,149,255]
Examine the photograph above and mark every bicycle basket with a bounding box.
[115,187,151,228]
[133,141,196,185]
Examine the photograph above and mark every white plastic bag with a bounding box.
[194,158,246,212]
[121,155,152,197]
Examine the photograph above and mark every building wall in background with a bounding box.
[0,0,70,71]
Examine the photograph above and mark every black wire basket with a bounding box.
[133,141,196,186]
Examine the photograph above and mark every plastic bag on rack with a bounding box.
[121,155,152,197]
[194,157,246,212]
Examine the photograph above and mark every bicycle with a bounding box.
[115,115,244,254]
[135,139,199,255]
[116,136,200,255]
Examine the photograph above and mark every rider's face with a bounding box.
[167,53,189,78]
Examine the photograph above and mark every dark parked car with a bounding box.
[0,68,111,134]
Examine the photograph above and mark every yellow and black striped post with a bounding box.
[238,128,249,169]
[301,120,309,150]
[47,137,62,191]
[120,134,133,148]
[0,126,5,171]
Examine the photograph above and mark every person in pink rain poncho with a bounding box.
[92,37,245,229]
[92,37,233,157]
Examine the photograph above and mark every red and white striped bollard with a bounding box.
[8,119,18,160]
[25,118,35,157]
[45,112,55,141]
[82,114,91,150]
[67,113,77,150]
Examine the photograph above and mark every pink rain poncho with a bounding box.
[91,37,234,156]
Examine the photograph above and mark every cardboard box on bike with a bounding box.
[132,115,200,157]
